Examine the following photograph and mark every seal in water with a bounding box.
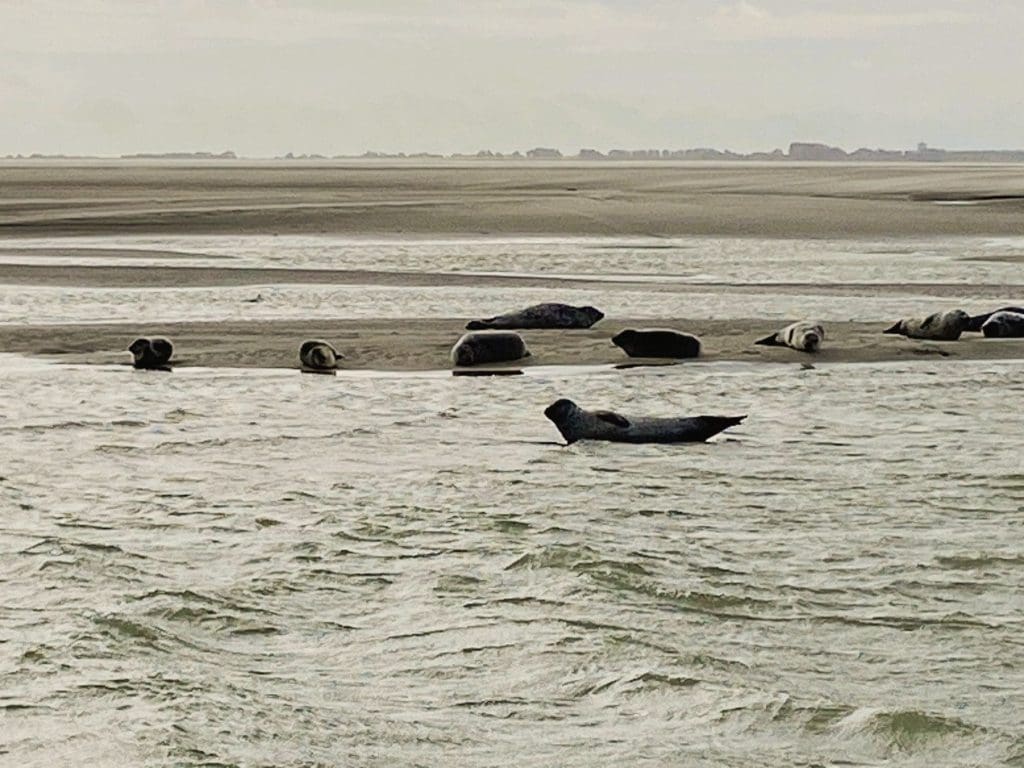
[451,331,530,366]
[612,328,701,358]
[966,306,1024,332]
[299,340,342,371]
[543,398,745,445]
[883,309,970,341]
[466,303,604,330]
[981,310,1024,338]
[755,321,824,352]
[128,337,173,369]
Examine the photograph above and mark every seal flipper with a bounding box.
[754,333,782,346]
[693,414,746,442]
[594,411,630,429]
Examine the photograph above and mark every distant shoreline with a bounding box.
[6,141,1024,164]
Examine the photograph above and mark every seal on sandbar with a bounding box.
[966,306,1024,333]
[612,328,701,359]
[451,331,530,367]
[128,337,173,370]
[755,321,824,353]
[883,310,970,341]
[981,310,1024,338]
[543,398,745,445]
[466,303,604,330]
[299,340,342,371]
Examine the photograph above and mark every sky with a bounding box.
[1,0,1022,156]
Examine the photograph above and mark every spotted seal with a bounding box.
[451,331,530,366]
[981,310,1024,338]
[543,398,745,445]
[612,328,701,359]
[755,321,824,353]
[466,303,604,330]
[128,337,173,370]
[299,340,342,371]
[966,306,1024,332]
[883,310,970,341]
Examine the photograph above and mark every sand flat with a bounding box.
[1,317,1021,371]
[1,162,1022,368]
[2,162,1024,238]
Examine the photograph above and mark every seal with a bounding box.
[755,321,824,352]
[451,331,530,366]
[128,337,173,370]
[981,310,1024,338]
[543,398,745,445]
[299,340,342,371]
[883,309,970,341]
[612,328,701,358]
[966,306,1024,332]
[466,303,604,330]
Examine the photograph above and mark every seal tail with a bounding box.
[754,334,780,346]
[882,322,902,335]
[694,415,746,442]
[465,320,489,330]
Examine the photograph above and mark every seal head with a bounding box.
[299,340,342,371]
[128,336,174,369]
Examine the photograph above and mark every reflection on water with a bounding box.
[1,233,1023,283]
[1,235,1021,326]
[2,355,1023,765]
[3,282,1012,325]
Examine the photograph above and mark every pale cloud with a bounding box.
[706,1,972,41]
[0,0,1021,155]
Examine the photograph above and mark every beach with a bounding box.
[0,161,1022,369]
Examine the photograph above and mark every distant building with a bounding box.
[526,147,562,159]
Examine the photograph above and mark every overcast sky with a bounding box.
[2,0,1022,156]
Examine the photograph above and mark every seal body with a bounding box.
[883,310,970,341]
[451,331,530,366]
[966,306,1024,332]
[299,340,342,371]
[543,398,745,445]
[128,337,173,369]
[981,310,1024,338]
[466,303,604,330]
[755,321,824,352]
[612,328,701,358]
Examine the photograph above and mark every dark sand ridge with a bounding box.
[0,263,1020,301]
[2,318,1022,371]
[2,162,1024,239]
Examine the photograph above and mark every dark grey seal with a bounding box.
[966,306,1024,332]
[451,331,530,366]
[128,337,173,370]
[612,328,701,359]
[883,309,970,341]
[299,340,342,371]
[466,303,604,330]
[755,321,824,353]
[981,310,1024,338]
[543,398,745,445]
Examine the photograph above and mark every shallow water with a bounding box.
[2,233,1024,282]
[2,234,1024,766]
[0,235,1022,326]
[2,354,1023,766]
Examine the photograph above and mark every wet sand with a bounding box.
[0,261,1018,299]
[1,317,1021,371]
